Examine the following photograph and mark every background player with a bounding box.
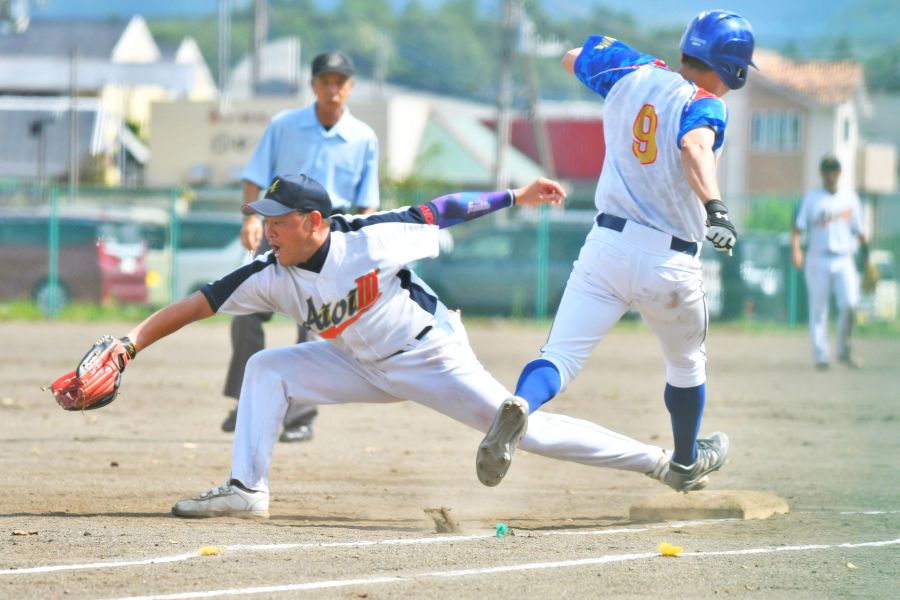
[224,50,380,442]
[791,154,869,370]
[65,174,690,518]
[477,10,755,492]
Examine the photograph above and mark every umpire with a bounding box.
[223,50,380,441]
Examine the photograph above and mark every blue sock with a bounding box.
[664,383,705,466]
[514,359,562,414]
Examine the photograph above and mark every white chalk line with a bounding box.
[106,536,900,600]
[838,510,900,515]
[0,519,731,577]
[4,509,897,579]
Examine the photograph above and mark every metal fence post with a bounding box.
[46,183,61,317]
[535,204,549,320]
[788,266,798,328]
[168,189,181,305]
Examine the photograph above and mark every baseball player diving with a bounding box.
[51,174,689,518]
[477,10,755,493]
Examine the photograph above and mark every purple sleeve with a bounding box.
[418,190,514,229]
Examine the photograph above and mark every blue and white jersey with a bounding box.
[575,35,729,242]
[201,206,445,363]
[795,187,864,256]
[242,104,380,212]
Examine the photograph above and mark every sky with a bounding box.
[27,0,893,55]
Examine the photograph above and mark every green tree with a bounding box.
[831,35,854,60]
[865,42,900,91]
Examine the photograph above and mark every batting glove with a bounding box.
[704,199,737,254]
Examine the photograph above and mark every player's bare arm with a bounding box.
[50,292,215,411]
[240,180,264,251]
[512,177,566,206]
[681,127,736,253]
[680,127,720,202]
[561,48,581,75]
[791,227,804,269]
[126,292,215,354]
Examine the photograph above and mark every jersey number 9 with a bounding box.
[632,104,658,165]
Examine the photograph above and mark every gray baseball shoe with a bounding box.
[476,396,529,487]
[646,432,730,492]
[172,483,269,518]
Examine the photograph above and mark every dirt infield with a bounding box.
[1,319,898,599]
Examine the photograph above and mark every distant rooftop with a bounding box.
[0,19,129,59]
[754,49,865,105]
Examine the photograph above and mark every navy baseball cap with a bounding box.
[311,51,354,77]
[820,154,841,172]
[242,174,333,217]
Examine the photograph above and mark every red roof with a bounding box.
[754,49,865,105]
[483,118,606,180]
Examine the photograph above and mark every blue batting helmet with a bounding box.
[680,10,756,90]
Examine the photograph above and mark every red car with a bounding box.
[0,210,148,311]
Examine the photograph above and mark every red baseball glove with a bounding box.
[50,336,136,411]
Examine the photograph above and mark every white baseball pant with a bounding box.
[804,253,859,364]
[539,219,708,392]
[229,313,664,492]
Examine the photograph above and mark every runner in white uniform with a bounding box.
[476,10,756,493]
[791,154,868,369]
[108,173,676,518]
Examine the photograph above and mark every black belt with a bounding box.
[596,213,698,256]
[387,326,432,358]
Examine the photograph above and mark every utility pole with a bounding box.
[217,0,231,107]
[494,0,518,190]
[521,48,555,178]
[374,29,389,99]
[68,43,79,202]
[251,0,267,96]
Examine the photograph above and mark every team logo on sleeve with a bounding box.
[594,36,616,50]
[306,269,381,339]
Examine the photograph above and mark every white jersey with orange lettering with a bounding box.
[794,185,864,365]
[205,212,445,363]
[578,35,728,243]
[197,191,665,493]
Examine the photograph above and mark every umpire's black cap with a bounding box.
[820,153,841,172]
[312,51,355,77]
[242,174,333,217]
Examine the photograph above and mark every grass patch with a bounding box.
[0,301,231,324]
[3,301,898,337]
[713,318,900,337]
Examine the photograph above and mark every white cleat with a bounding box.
[476,396,529,487]
[172,483,270,519]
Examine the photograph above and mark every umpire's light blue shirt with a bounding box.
[242,103,380,212]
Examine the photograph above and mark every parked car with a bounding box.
[142,212,248,304]
[174,212,248,299]
[414,216,592,317]
[414,213,731,320]
[0,209,148,312]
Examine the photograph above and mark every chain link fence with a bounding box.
[1,179,896,325]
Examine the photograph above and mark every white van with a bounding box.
[143,212,249,304]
